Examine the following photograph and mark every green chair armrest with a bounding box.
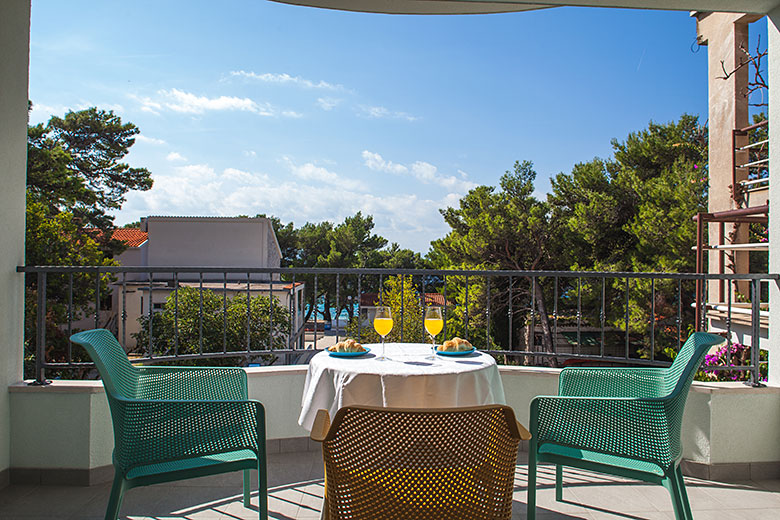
[112,397,264,475]
[531,395,676,467]
[559,367,668,398]
[137,366,249,400]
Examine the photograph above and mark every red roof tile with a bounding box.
[360,292,452,307]
[112,228,148,248]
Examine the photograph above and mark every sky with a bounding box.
[28,1,766,253]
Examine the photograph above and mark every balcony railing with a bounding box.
[18,266,775,386]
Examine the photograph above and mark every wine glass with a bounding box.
[373,306,393,361]
[424,306,443,360]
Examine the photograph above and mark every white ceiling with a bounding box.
[269,0,777,15]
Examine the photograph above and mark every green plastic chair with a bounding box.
[527,332,725,520]
[70,329,267,520]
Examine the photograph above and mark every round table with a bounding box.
[298,342,506,431]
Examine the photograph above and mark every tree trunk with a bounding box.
[303,292,315,323]
[534,281,558,368]
[322,293,332,322]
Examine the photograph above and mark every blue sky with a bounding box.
[28,1,764,252]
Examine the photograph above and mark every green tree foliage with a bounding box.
[260,213,425,323]
[549,115,707,357]
[256,214,299,267]
[27,106,153,255]
[431,116,709,361]
[434,161,557,271]
[346,275,427,344]
[24,105,151,377]
[378,243,426,269]
[549,114,707,273]
[430,161,561,357]
[318,213,388,320]
[24,195,116,377]
[134,287,291,364]
[44,108,153,230]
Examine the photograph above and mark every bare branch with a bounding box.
[717,35,768,107]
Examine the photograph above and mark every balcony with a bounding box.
[1,449,780,519]
[4,265,778,519]
[6,358,780,518]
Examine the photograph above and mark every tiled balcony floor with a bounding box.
[2,450,780,519]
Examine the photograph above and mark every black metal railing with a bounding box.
[17,266,775,386]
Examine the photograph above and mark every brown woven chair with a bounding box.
[310,405,531,520]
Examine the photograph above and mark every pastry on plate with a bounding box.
[329,339,366,353]
[438,337,473,352]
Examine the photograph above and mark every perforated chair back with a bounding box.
[528,332,725,520]
[70,329,268,520]
[321,405,522,520]
[71,328,139,399]
[661,332,724,462]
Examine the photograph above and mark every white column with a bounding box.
[768,7,780,386]
[0,0,30,486]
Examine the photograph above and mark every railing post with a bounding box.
[94,270,100,330]
[695,215,704,331]
[750,279,764,387]
[32,271,48,385]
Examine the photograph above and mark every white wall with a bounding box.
[0,0,30,485]
[485,368,780,468]
[144,217,280,277]
[9,368,780,478]
[768,7,780,386]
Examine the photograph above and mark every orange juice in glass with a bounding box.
[424,306,443,359]
[373,306,393,361]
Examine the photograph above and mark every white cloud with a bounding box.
[317,97,341,111]
[175,164,218,182]
[222,167,268,185]
[29,102,68,123]
[129,94,162,115]
[166,152,187,162]
[358,105,418,122]
[284,158,366,192]
[442,192,462,209]
[136,135,167,145]
[130,89,300,118]
[243,150,257,158]
[362,151,477,193]
[119,161,456,253]
[121,164,221,215]
[28,101,125,123]
[216,183,451,251]
[230,71,341,90]
[281,110,304,119]
[159,88,272,115]
[361,151,407,175]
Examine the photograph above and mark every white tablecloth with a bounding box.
[298,342,506,431]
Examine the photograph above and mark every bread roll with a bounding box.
[437,337,472,352]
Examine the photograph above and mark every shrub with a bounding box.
[696,342,768,382]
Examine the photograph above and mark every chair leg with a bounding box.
[675,465,693,520]
[258,460,268,520]
[104,473,125,520]
[320,496,330,520]
[555,465,563,502]
[664,469,691,520]
[243,469,251,508]
[527,441,538,520]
